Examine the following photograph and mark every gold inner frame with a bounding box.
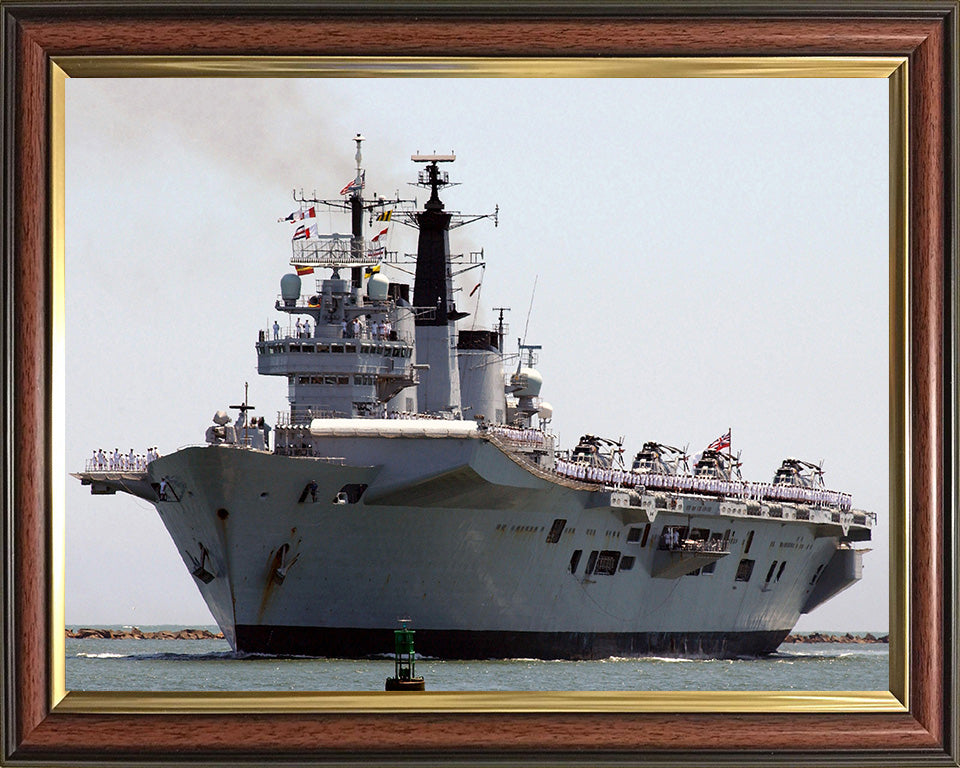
[49,56,909,714]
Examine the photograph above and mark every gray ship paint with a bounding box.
[74,145,875,659]
[65,77,888,635]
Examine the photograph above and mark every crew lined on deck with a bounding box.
[87,446,161,472]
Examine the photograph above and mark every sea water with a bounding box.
[66,626,888,692]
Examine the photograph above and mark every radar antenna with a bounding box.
[228,381,255,445]
[732,450,744,481]
[394,153,498,231]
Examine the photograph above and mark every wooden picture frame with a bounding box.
[2,3,956,765]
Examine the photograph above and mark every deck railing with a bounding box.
[553,459,860,514]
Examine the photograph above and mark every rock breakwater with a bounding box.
[66,627,224,640]
[783,632,888,644]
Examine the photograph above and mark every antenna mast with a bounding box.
[521,274,538,347]
[492,307,510,353]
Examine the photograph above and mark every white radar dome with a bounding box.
[212,410,232,426]
[366,271,389,300]
[513,367,543,398]
[280,273,302,303]
[538,401,554,421]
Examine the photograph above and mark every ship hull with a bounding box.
[137,436,866,660]
[234,624,790,659]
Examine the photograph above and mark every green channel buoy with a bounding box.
[385,619,425,691]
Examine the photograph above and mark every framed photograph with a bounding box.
[2,3,956,766]
[63,72,892,691]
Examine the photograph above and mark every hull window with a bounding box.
[810,563,825,585]
[735,558,755,582]
[765,560,779,583]
[336,483,368,504]
[594,550,621,575]
[640,523,651,548]
[584,550,599,575]
[546,518,567,544]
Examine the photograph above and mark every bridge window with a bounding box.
[627,527,642,543]
[569,549,582,573]
[776,561,787,581]
[744,530,755,554]
[619,556,635,571]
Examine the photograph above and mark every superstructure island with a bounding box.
[74,136,876,660]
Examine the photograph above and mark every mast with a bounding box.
[292,134,414,281]
[407,153,497,416]
[492,307,510,353]
[349,134,364,289]
[411,155,456,325]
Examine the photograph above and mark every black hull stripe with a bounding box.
[234,625,791,660]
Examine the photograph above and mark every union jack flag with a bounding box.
[707,429,731,452]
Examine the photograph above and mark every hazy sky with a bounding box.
[65,76,889,633]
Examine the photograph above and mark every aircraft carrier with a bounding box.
[74,136,875,659]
